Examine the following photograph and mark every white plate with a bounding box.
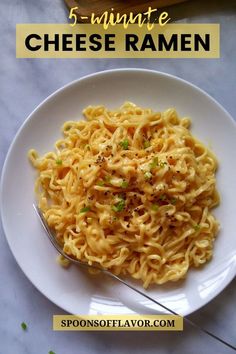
[1,69,236,316]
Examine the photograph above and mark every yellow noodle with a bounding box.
[28,102,220,288]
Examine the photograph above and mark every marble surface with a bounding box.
[0,0,236,353]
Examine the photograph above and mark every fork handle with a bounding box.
[103,270,236,351]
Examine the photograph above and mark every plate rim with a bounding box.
[1,68,236,316]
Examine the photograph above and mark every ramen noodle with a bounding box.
[29,102,219,288]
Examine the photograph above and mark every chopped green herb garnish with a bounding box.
[56,159,62,165]
[121,180,129,188]
[170,198,177,205]
[97,180,105,186]
[80,206,91,213]
[193,224,201,231]
[149,157,168,170]
[49,351,56,354]
[151,204,159,211]
[104,175,111,183]
[119,139,129,150]
[149,157,159,170]
[85,144,90,150]
[144,171,152,180]
[159,161,167,168]
[143,140,151,149]
[159,194,166,201]
[112,198,125,212]
[21,322,27,331]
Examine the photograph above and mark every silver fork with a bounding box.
[33,204,235,351]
